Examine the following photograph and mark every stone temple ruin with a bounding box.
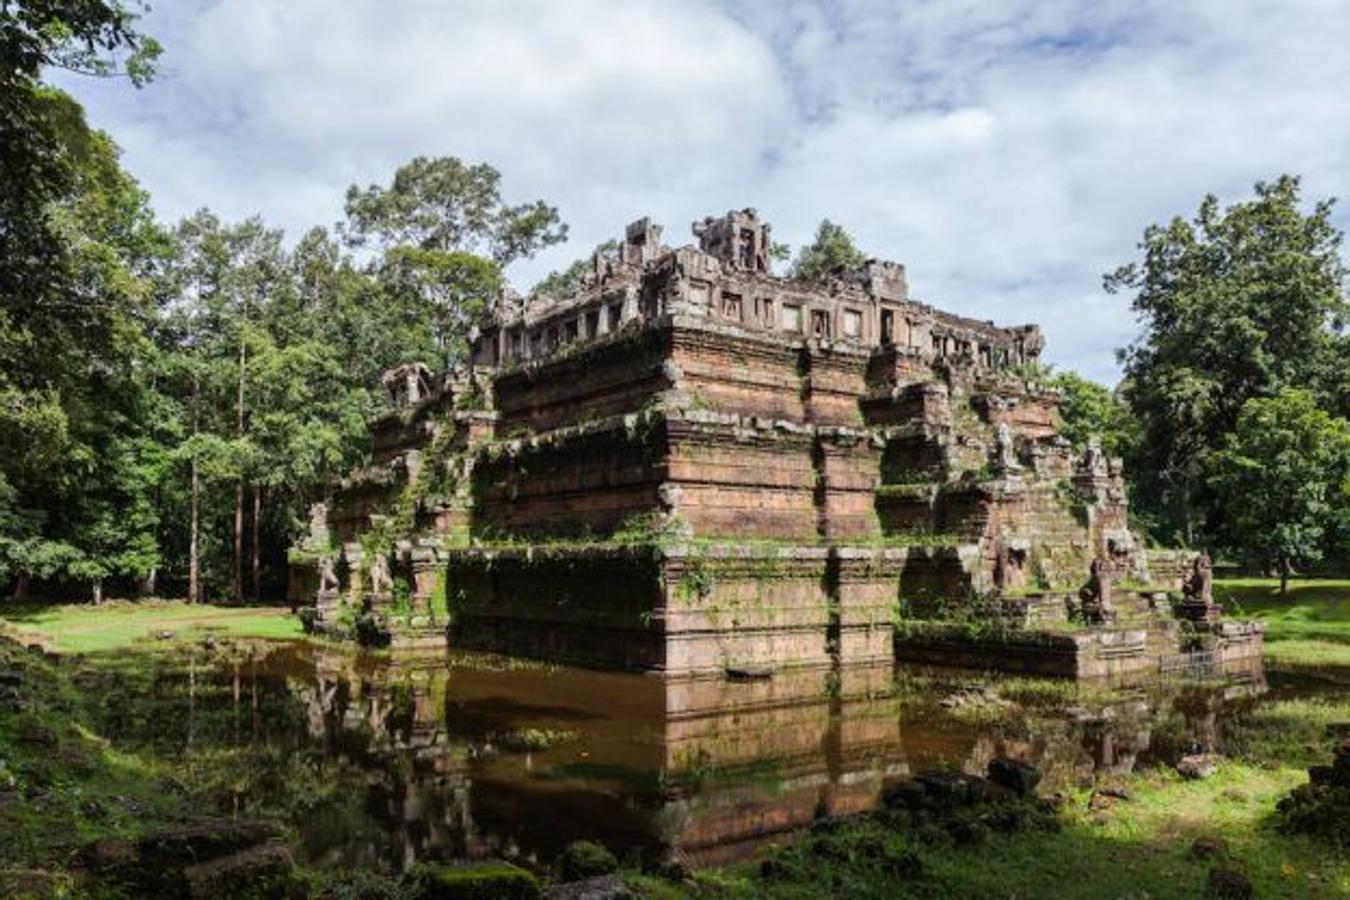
[290,209,1263,679]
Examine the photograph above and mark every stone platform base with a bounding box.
[895,617,1266,680]
[442,542,976,678]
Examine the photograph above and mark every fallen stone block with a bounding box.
[137,819,283,869]
[545,874,634,900]
[180,841,295,899]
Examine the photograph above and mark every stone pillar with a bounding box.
[343,543,364,608]
[411,547,439,623]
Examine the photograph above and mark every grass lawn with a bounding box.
[0,599,303,654]
[1215,577,1350,673]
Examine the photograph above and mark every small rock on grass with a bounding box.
[545,875,634,900]
[1088,791,1118,812]
[1189,836,1229,860]
[1205,866,1254,899]
[1177,753,1222,780]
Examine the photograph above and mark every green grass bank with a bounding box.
[0,600,303,654]
[1216,577,1350,674]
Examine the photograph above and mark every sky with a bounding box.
[56,0,1350,384]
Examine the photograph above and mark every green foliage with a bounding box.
[0,68,571,602]
[343,156,566,367]
[1108,175,1348,544]
[391,576,413,618]
[1210,390,1350,586]
[428,569,449,623]
[554,840,619,881]
[1050,370,1137,457]
[677,560,717,600]
[531,239,618,298]
[0,85,170,599]
[1,1,161,86]
[1,2,158,310]
[790,219,866,282]
[410,861,540,900]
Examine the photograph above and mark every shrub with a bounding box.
[554,840,618,881]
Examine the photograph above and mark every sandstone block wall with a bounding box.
[494,327,671,436]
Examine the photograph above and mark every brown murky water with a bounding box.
[77,642,1290,874]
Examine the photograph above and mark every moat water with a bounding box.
[72,640,1318,874]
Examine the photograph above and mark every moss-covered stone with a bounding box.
[411,861,541,900]
[555,840,619,881]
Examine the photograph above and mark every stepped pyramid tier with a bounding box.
[289,209,1263,678]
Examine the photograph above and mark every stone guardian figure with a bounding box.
[994,422,1021,474]
[1079,557,1116,624]
[318,555,340,597]
[1180,551,1219,621]
[369,553,393,598]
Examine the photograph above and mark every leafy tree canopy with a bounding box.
[342,156,566,367]
[342,156,566,265]
[1210,389,1350,592]
[530,239,618,299]
[1,0,159,85]
[1107,175,1348,543]
[1050,371,1137,458]
[790,219,866,282]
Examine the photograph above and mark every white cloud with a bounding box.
[56,0,1350,384]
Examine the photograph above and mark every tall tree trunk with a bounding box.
[92,578,103,606]
[1279,558,1290,597]
[234,482,244,603]
[234,337,246,604]
[11,571,30,601]
[138,567,157,598]
[188,373,201,605]
[251,482,262,602]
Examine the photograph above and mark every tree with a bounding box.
[1107,176,1348,544]
[1,1,160,304]
[343,157,566,367]
[1051,371,1137,458]
[790,219,866,282]
[531,239,618,299]
[160,212,294,602]
[154,217,401,604]
[0,88,169,600]
[1210,390,1350,594]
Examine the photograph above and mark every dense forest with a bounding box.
[3,2,1348,604]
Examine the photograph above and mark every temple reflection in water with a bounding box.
[261,646,1268,872]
